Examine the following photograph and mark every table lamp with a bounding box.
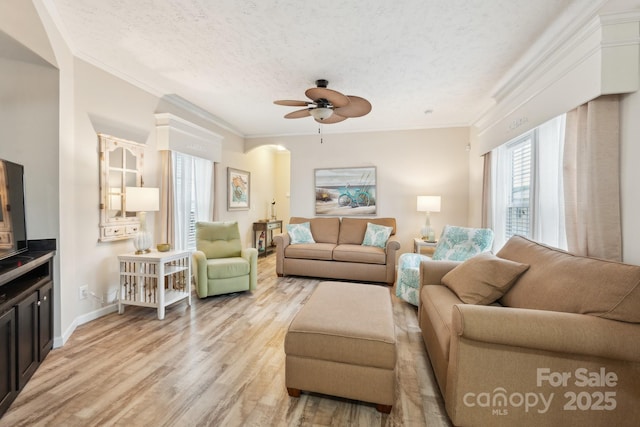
[417,195,441,242]
[126,186,160,254]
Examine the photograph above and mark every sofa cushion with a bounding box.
[338,217,397,245]
[287,222,316,244]
[290,217,340,244]
[333,244,386,264]
[362,222,393,248]
[498,235,640,323]
[285,242,335,261]
[432,225,494,261]
[441,252,529,305]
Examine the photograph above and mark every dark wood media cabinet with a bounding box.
[0,242,55,418]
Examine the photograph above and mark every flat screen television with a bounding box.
[0,159,28,261]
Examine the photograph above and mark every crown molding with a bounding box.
[473,9,640,154]
[155,112,223,162]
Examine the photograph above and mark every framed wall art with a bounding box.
[314,166,377,216]
[227,167,250,211]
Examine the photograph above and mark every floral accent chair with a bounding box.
[395,225,494,306]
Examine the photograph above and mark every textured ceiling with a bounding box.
[49,0,581,137]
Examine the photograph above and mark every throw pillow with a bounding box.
[287,222,315,244]
[442,252,530,305]
[432,225,494,261]
[362,222,393,248]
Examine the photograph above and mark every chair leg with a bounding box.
[287,387,301,397]
[376,404,392,414]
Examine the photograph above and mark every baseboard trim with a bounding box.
[54,304,118,348]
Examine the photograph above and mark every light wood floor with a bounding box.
[1,255,452,427]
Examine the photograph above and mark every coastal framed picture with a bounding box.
[314,166,377,216]
[227,167,250,211]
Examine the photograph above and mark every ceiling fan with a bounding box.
[274,79,372,124]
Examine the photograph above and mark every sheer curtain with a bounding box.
[533,114,567,249]
[159,151,214,251]
[490,145,510,249]
[481,152,492,229]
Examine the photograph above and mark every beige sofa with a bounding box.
[419,235,640,427]
[273,217,400,284]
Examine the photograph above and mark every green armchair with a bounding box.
[192,221,258,298]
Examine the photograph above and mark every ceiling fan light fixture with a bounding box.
[309,107,333,121]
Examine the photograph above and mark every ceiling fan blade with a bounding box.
[274,100,312,107]
[284,108,311,119]
[305,87,350,108]
[315,112,347,124]
[334,96,372,118]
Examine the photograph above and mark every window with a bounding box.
[491,115,566,251]
[505,134,533,240]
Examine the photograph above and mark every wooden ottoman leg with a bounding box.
[376,404,392,414]
[287,387,301,397]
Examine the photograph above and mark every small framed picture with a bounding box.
[227,167,250,211]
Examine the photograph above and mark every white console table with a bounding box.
[117,250,191,320]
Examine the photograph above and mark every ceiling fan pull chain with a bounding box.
[319,124,324,143]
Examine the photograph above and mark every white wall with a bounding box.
[63,59,276,342]
[249,127,471,255]
[274,150,291,224]
[0,37,61,336]
[2,1,279,344]
[620,88,640,264]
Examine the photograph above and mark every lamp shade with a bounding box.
[417,195,441,212]
[125,187,159,212]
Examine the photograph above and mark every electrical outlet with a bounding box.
[79,285,89,300]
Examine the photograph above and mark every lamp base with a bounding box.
[421,226,435,242]
[133,229,152,254]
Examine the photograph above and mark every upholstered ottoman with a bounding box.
[284,281,396,413]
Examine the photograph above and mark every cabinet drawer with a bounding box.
[103,226,125,238]
[125,225,139,234]
[267,222,281,230]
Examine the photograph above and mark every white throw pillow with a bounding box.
[287,222,315,244]
[362,222,393,248]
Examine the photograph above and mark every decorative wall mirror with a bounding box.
[98,133,145,242]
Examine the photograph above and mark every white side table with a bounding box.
[118,249,191,320]
[413,238,438,256]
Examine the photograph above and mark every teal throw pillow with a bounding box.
[432,225,494,261]
[362,222,393,248]
[287,222,315,244]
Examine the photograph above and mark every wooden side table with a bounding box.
[253,220,283,257]
[414,238,438,256]
[117,250,191,320]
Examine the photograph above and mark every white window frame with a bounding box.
[491,115,566,251]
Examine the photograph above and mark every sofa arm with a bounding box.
[273,233,290,276]
[241,247,258,290]
[452,304,640,362]
[381,236,402,284]
[419,259,460,287]
[386,236,401,252]
[192,250,208,299]
[446,304,640,426]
